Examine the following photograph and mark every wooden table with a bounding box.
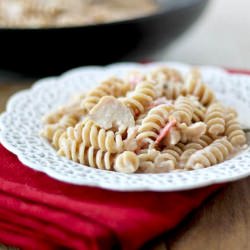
[1,80,250,250]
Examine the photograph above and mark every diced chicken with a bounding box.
[179,122,207,141]
[162,127,181,146]
[89,96,135,132]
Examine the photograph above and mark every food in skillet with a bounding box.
[0,0,157,28]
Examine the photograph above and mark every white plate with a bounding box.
[1,62,250,191]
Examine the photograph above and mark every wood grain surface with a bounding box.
[1,81,249,250]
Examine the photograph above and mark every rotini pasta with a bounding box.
[136,104,173,145]
[121,81,156,115]
[81,77,131,111]
[42,94,86,125]
[146,67,185,99]
[41,114,79,149]
[180,134,213,166]
[114,151,139,173]
[58,139,115,170]
[65,119,124,153]
[184,71,215,106]
[185,137,233,169]
[191,96,206,122]
[162,82,184,100]
[51,128,67,149]
[225,112,246,146]
[147,67,184,84]
[138,149,176,173]
[161,144,184,166]
[171,96,194,125]
[205,102,225,136]
[135,112,147,126]
[42,66,247,174]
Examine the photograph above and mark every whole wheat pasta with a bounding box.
[114,151,139,173]
[184,71,215,106]
[136,104,173,145]
[171,96,194,125]
[185,137,233,170]
[205,102,226,136]
[81,77,131,111]
[147,67,184,84]
[225,112,246,146]
[180,134,214,165]
[191,97,206,122]
[58,139,115,170]
[121,81,156,115]
[162,82,184,100]
[42,66,247,173]
[65,119,125,153]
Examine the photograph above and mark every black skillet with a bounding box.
[0,0,209,76]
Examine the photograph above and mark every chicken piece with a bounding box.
[162,122,207,146]
[179,122,207,141]
[162,127,181,146]
[89,96,135,133]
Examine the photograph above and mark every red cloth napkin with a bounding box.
[0,69,245,250]
[0,145,222,250]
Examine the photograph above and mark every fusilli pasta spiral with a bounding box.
[138,149,175,173]
[65,119,125,153]
[58,139,115,170]
[121,81,156,115]
[81,77,131,111]
[42,93,86,125]
[205,102,225,136]
[162,82,184,100]
[41,114,79,149]
[191,97,206,122]
[136,104,173,144]
[135,112,147,125]
[180,134,213,165]
[185,137,233,169]
[184,71,215,106]
[147,67,184,84]
[138,143,184,173]
[114,151,139,173]
[225,112,246,146]
[161,144,184,166]
[171,96,194,125]
[51,128,66,149]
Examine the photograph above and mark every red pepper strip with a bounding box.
[155,119,177,144]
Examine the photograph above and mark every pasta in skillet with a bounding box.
[41,66,247,174]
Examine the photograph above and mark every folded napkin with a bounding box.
[0,144,222,250]
[0,69,245,250]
